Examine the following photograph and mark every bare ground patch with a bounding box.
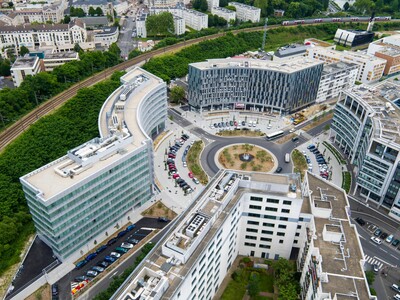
[141,201,178,220]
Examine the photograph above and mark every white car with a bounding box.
[121,242,134,249]
[183,162,187,168]
[386,234,394,243]
[370,236,382,245]
[289,128,295,133]
[394,294,400,300]
[110,252,121,258]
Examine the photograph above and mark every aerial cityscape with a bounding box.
[0,0,399,298]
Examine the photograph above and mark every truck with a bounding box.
[285,153,290,163]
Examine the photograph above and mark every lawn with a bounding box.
[292,149,308,179]
[186,140,208,184]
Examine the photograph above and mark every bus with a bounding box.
[266,130,284,140]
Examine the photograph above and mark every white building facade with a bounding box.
[20,68,168,261]
[136,13,147,38]
[173,16,185,35]
[306,46,387,84]
[211,6,236,22]
[93,26,119,48]
[316,62,358,103]
[10,55,41,87]
[228,2,260,23]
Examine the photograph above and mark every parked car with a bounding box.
[98,261,109,269]
[381,232,388,240]
[392,239,400,247]
[52,284,59,297]
[391,284,400,292]
[370,236,382,245]
[74,276,89,282]
[86,270,98,278]
[107,237,118,246]
[307,144,315,150]
[127,224,136,231]
[115,247,128,254]
[110,252,121,258]
[86,253,97,261]
[75,260,88,270]
[193,177,200,184]
[117,230,128,238]
[96,245,107,254]
[121,242,134,249]
[275,166,282,173]
[188,172,194,178]
[355,217,365,226]
[92,266,105,273]
[394,294,400,300]
[173,173,180,179]
[386,234,394,243]
[127,237,139,245]
[158,217,169,222]
[373,264,379,272]
[104,256,116,263]
[292,136,299,142]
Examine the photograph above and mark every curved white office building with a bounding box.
[20,67,167,261]
[187,57,323,115]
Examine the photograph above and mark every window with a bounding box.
[281,209,290,213]
[297,225,302,229]
[280,217,288,221]
[279,240,284,244]
[278,224,286,229]
[299,217,304,221]
[260,237,272,242]
[262,230,273,235]
[263,222,275,227]
[267,198,279,204]
[245,235,257,240]
[294,240,298,244]
[277,232,285,236]
[244,242,256,247]
[247,220,259,225]
[248,213,261,218]
[250,196,263,202]
[249,205,261,210]
[264,215,277,220]
[246,228,258,233]
[295,232,300,237]
[259,244,271,249]
[283,200,292,205]
[265,207,278,212]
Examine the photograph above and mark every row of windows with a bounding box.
[250,196,292,205]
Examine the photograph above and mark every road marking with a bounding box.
[380,249,388,253]
[111,271,119,278]
[364,255,383,269]
[373,255,396,267]
[390,254,398,259]
[359,235,366,240]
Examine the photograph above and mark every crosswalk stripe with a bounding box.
[364,255,383,269]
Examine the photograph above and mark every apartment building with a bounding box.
[174,15,185,35]
[211,6,236,22]
[316,62,358,103]
[136,12,147,38]
[330,85,400,221]
[10,55,41,87]
[147,0,177,8]
[0,21,87,56]
[306,46,387,84]
[42,51,79,71]
[206,0,219,11]
[20,67,167,261]
[187,57,323,115]
[112,171,375,300]
[228,2,260,23]
[368,34,400,76]
[93,26,119,48]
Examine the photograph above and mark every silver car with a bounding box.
[121,242,134,249]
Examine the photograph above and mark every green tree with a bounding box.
[70,7,86,17]
[248,272,260,297]
[343,1,350,10]
[169,86,185,104]
[278,282,298,300]
[220,0,228,6]
[365,271,375,285]
[74,43,83,53]
[254,0,268,16]
[193,0,208,11]
[146,12,174,37]
[128,49,141,59]
[95,7,103,15]
[353,0,375,14]
[0,58,11,76]
[225,5,236,10]
[19,46,30,56]
[108,43,121,58]
[63,15,71,23]
[88,6,96,16]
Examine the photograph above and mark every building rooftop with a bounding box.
[11,56,39,69]
[183,8,207,16]
[304,38,335,48]
[94,26,118,35]
[229,1,261,11]
[274,44,309,58]
[306,173,370,299]
[114,171,302,300]
[376,44,400,57]
[43,52,79,59]
[212,6,235,13]
[343,84,400,145]
[308,46,387,64]
[72,0,109,6]
[190,56,323,74]
[321,61,359,75]
[21,68,164,202]
[78,16,109,26]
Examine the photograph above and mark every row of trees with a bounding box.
[0,70,124,275]
[146,12,175,37]
[70,7,104,17]
[0,43,121,130]
[351,0,399,15]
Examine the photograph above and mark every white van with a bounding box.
[285,153,290,163]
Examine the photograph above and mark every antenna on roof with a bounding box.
[261,18,268,52]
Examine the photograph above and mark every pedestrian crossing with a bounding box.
[364,255,383,269]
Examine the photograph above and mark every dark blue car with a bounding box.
[75,260,88,269]
[126,224,136,231]
[86,253,97,261]
[104,256,116,263]
[96,245,107,254]
[117,230,128,238]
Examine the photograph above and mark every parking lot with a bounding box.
[55,217,170,299]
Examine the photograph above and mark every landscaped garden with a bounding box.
[218,144,275,172]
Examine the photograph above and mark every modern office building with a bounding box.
[330,85,400,221]
[306,46,387,84]
[367,34,400,76]
[112,171,375,300]
[228,2,260,22]
[315,62,358,103]
[41,51,79,71]
[20,67,167,261]
[10,55,41,87]
[334,29,374,47]
[211,6,236,22]
[187,57,323,115]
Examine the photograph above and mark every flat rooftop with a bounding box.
[21,68,163,201]
[308,46,387,63]
[305,38,335,48]
[322,61,358,75]
[114,171,302,300]
[229,1,261,11]
[43,52,78,59]
[307,173,370,299]
[190,56,323,73]
[11,56,38,69]
[343,84,400,145]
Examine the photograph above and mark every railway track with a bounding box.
[0,20,399,151]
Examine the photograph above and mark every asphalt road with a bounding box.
[56,217,170,300]
[118,16,136,60]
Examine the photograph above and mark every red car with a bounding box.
[173,173,180,179]
[188,172,194,178]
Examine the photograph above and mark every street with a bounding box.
[117,16,136,59]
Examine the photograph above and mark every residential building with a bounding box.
[71,0,114,15]
[211,6,235,23]
[10,55,41,87]
[42,51,79,71]
[147,0,177,7]
[228,2,260,23]
[206,0,218,11]
[330,84,400,220]
[368,34,400,76]
[0,21,87,56]
[77,16,109,28]
[273,9,284,17]
[93,26,119,48]
[316,62,358,103]
[112,171,375,300]
[138,40,155,52]
[136,12,147,38]
[187,57,323,115]
[334,29,374,47]
[19,67,168,261]
[173,15,185,35]
[306,46,387,83]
